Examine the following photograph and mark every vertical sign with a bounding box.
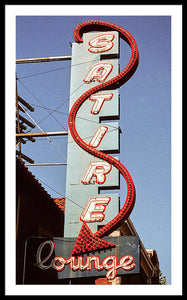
[23,21,140,283]
[65,31,120,237]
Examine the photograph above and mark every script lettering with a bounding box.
[35,241,136,280]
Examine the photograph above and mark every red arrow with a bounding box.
[72,223,115,256]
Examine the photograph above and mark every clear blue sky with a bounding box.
[16,15,171,283]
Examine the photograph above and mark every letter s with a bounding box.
[88,34,115,53]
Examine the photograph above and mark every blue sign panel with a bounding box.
[24,236,140,283]
[65,31,120,237]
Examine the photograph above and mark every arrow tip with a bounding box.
[72,223,115,256]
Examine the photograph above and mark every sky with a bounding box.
[15,13,172,285]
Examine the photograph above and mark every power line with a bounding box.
[16,79,90,163]
[35,174,111,224]
[17,77,85,130]
[28,102,120,131]
[36,81,85,126]
[35,175,85,210]
[17,78,120,165]
[17,78,68,131]
[17,58,98,80]
[18,102,67,162]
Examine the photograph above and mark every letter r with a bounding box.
[81,161,112,184]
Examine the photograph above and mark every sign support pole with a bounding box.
[16,55,71,64]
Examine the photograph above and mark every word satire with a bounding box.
[35,240,136,280]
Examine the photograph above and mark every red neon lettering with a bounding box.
[119,255,136,271]
[51,256,66,271]
[81,161,112,184]
[80,196,111,222]
[89,126,108,148]
[88,34,115,53]
[89,93,113,114]
[36,241,136,280]
[102,256,118,280]
[83,63,113,83]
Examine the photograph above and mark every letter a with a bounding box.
[84,63,113,83]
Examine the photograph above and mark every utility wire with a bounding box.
[35,175,84,210]
[16,79,89,162]
[19,105,118,220]
[35,174,112,224]
[16,56,100,128]
[18,102,67,162]
[36,81,85,126]
[17,78,120,164]
[17,58,99,80]
[17,77,85,130]
[17,78,68,131]
[29,102,120,131]
[16,58,120,222]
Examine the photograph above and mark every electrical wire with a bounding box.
[36,82,85,127]
[17,56,119,131]
[35,174,112,224]
[17,78,120,167]
[28,102,120,131]
[16,79,91,162]
[17,78,68,131]
[22,102,120,150]
[18,102,67,162]
[16,56,101,129]
[16,56,123,229]
[35,175,84,210]
[17,58,99,80]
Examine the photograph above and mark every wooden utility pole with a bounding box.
[16,76,21,159]
[16,75,36,163]
[16,55,71,164]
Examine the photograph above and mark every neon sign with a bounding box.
[89,93,113,114]
[23,21,140,283]
[88,34,115,53]
[89,126,108,148]
[80,196,111,222]
[81,161,112,184]
[65,20,139,256]
[83,62,113,83]
[36,240,136,280]
[24,236,139,282]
